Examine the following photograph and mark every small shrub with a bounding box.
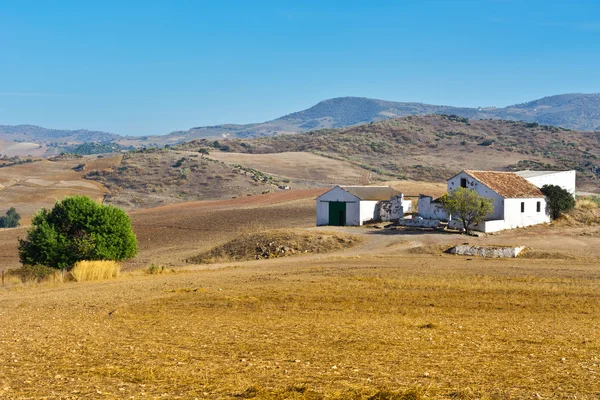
[478,139,495,146]
[71,260,120,282]
[0,207,20,228]
[7,265,56,283]
[146,264,166,275]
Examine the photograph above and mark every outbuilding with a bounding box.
[446,170,551,232]
[316,186,409,226]
[515,170,576,195]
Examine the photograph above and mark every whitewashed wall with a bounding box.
[379,195,412,221]
[447,172,504,220]
[359,200,379,224]
[316,187,361,226]
[521,171,576,195]
[503,198,550,229]
[418,196,449,221]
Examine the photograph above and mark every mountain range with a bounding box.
[1,93,600,149]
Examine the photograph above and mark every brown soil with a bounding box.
[1,188,600,398]
[208,151,371,187]
[188,229,359,264]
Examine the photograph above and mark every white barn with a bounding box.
[515,170,576,195]
[445,170,551,232]
[316,186,410,226]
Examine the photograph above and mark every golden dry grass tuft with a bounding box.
[556,197,600,226]
[70,260,120,282]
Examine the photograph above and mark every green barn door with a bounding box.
[328,202,346,226]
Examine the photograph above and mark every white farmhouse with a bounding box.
[316,186,411,226]
[445,170,551,232]
[515,170,576,195]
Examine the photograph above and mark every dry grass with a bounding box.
[1,191,600,398]
[70,260,120,282]
[556,197,600,227]
[0,252,599,399]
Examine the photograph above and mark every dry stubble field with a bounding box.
[1,191,600,399]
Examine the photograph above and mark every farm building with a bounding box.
[418,170,564,233]
[515,170,576,195]
[316,186,411,226]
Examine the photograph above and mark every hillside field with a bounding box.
[0,190,599,398]
[189,115,600,192]
[0,155,120,222]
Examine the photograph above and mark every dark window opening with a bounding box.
[521,202,525,213]
[537,201,541,212]
[460,178,467,188]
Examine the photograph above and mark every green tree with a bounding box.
[541,184,575,219]
[18,196,137,269]
[442,187,494,233]
[0,207,21,228]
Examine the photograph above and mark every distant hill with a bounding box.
[158,93,600,143]
[178,114,600,192]
[2,93,600,149]
[0,125,121,143]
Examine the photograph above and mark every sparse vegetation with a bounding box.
[84,150,277,209]
[6,264,56,283]
[188,229,358,264]
[178,115,600,188]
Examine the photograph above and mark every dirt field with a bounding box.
[0,140,47,157]
[1,190,600,399]
[0,155,120,221]
[208,151,371,187]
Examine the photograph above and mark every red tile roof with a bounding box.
[461,170,544,198]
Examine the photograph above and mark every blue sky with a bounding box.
[1,0,599,136]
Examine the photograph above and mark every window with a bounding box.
[537,201,541,212]
[460,178,467,188]
[521,202,525,213]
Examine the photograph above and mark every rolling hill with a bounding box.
[178,114,600,192]
[158,93,600,143]
[2,94,600,150]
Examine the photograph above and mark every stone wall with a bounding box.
[448,245,525,258]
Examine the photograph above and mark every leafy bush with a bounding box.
[18,196,137,269]
[0,207,20,228]
[541,184,576,219]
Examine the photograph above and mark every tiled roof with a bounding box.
[462,170,544,198]
[341,186,400,201]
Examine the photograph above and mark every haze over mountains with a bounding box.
[1,93,600,148]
